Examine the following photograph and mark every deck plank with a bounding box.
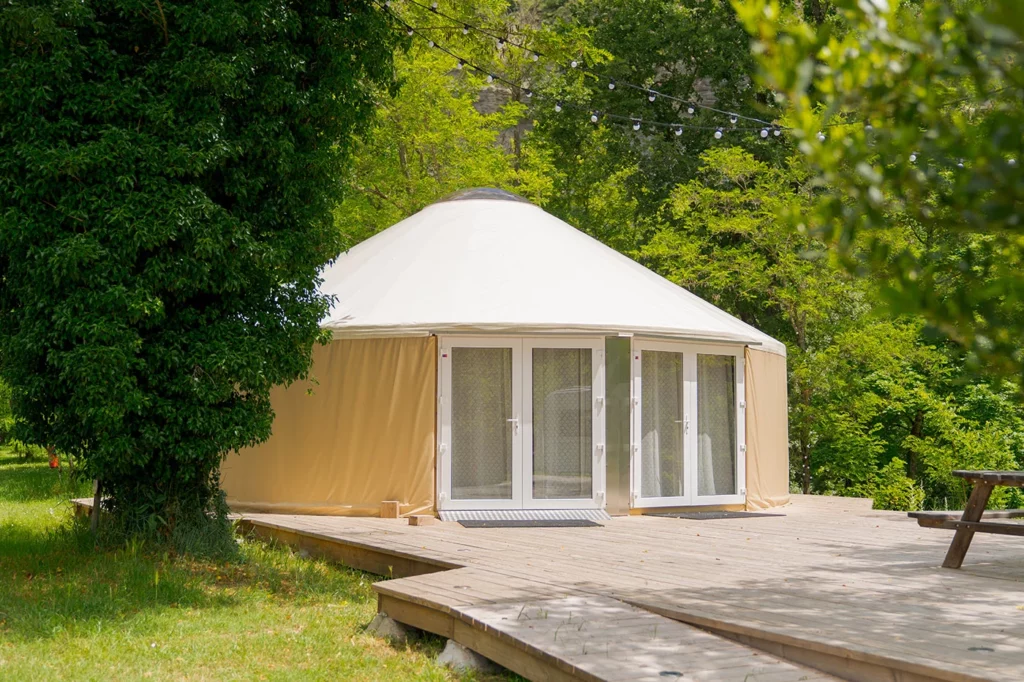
[232,498,1024,682]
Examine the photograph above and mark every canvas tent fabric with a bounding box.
[321,189,785,357]
[220,337,436,516]
[743,347,791,510]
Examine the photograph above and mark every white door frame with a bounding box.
[437,335,606,511]
[630,339,746,508]
[437,337,523,511]
[522,337,605,510]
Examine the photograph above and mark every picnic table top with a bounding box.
[952,470,1024,485]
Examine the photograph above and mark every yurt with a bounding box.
[221,188,789,520]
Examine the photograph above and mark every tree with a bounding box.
[335,31,553,245]
[735,0,1024,378]
[639,146,864,493]
[0,1,398,549]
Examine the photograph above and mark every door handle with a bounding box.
[506,417,520,434]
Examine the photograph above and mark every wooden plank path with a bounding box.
[234,496,1024,681]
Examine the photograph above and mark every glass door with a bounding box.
[523,339,605,509]
[631,341,745,508]
[438,337,605,511]
[438,338,523,510]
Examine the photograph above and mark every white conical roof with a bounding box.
[322,189,785,356]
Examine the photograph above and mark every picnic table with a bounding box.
[908,470,1024,569]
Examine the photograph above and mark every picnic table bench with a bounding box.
[908,470,1024,569]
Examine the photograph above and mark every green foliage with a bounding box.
[0,1,398,549]
[872,459,925,512]
[336,31,554,244]
[735,0,1024,378]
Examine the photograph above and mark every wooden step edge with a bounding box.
[626,599,995,682]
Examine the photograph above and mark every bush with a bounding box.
[872,459,926,511]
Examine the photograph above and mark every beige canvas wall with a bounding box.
[744,347,790,510]
[221,336,437,516]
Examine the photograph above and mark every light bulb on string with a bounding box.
[497,39,505,49]
[957,159,964,168]
[486,74,494,83]
[429,1,438,9]
[909,152,917,163]
[648,92,656,102]
[1009,158,1017,166]
[729,115,738,125]
[760,128,768,138]
[714,128,723,139]
[462,25,469,35]
[524,89,533,98]
[456,60,464,70]
[817,131,826,142]
[531,52,539,61]
[554,102,562,113]
[674,125,683,136]
[427,40,434,47]
[773,128,781,137]
[608,79,615,90]
[632,119,641,131]
[687,106,694,115]
[865,123,873,131]
[570,60,578,68]
[406,28,414,36]
[590,112,599,123]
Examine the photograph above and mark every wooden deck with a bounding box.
[232,496,1024,681]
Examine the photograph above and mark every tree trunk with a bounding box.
[90,479,102,535]
[908,410,923,480]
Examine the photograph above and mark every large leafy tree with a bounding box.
[0,1,398,544]
[735,0,1024,377]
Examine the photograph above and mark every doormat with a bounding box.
[457,519,602,528]
[646,511,785,520]
[438,509,611,523]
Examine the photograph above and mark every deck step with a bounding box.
[379,580,835,682]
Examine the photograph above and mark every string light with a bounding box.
[957,159,964,168]
[386,7,796,142]
[406,27,414,36]
[392,0,782,131]
[608,79,616,90]
[909,152,917,163]
[497,38,505,49]
[773,129,781,137]
[427,39,434,47]
[729,115,738,125]
[1010,159,1017,166]
[760,128,768,138]
[648,92,656,102]
[817,131,826,142]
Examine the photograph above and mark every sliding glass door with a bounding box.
[438,337,605,511]
[632,342,745,508]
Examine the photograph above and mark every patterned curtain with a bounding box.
[451,347,513,500]
[640,350,685,498]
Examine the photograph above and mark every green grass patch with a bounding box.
[0,449,517,681]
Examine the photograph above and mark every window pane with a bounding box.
[640,350,685,498]
[451,347,513,500]
[697,354,736,496]
[532,348,592,500]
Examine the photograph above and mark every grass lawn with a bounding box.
[0,447,515,681]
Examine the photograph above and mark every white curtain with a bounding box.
[531,348,592,499]
[640,351,685,498]
[697,354,736,496]
[451,347,513,500]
